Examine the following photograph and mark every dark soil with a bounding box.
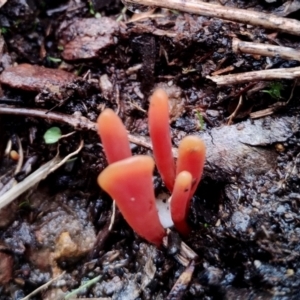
[0,0,300,299]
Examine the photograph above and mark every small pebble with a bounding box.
[10,150,19,161]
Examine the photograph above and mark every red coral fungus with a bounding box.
[97,89,206,244]
[148,88,176,192]
[97,108,132,164]
[176,136,206,199]
[98,155,166,246]
[170,171,193,236]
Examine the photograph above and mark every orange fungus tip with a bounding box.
[176,136,206,198]
[98,155,166,246]
[148,88,175,192]
[97,108,132,164]
[170,171,193,236]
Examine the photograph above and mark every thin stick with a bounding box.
[207,66,300,85]
[0,107,97,130]
[0,141,83,210]
[232,38,300,62]
[0,106,153,149]
[21,271,66,300]
[211,65,234,76]
[0,156,61,210]
[50,140,84,172]
[250,107,276,119]
[227,95,243,125]
[108,201,116,231]
[15,136,24,174]
[124,0,300,36]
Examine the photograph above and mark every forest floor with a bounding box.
[0,0,300,299]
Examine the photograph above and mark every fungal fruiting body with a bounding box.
[97,89,206,245]
[98,155,166,246]
[176,136,206,199]
[170,171,193,236]
[97,108,132,164]
[148,88,175,192]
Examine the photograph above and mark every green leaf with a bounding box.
[196,110,205,131]
[47,56,62,63]
[1,27,8,34]
[43,127,62,144]
[262,82,283,100]
[19,200,30,208]
[64,275,102,299]
[88,0,95,15]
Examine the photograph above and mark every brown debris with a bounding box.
[99,74,114,100]
[28,248,52,271]
[0,251,13,285]
[89,211,113,259]
[59,17,121,60]
[0,64,77,92]
[166,260,195,300]
[0,202,18,229]
[54,232,82,262]
[0,35,12,70]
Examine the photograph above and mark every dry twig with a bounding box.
[21,272,66,300]
[232,38,300,62]
[211,65,234,76]
[227,95,243,125]
[0,107,96,130]
[207,66,300,85]
[166,260,195,300]
[0,141,83,210]
[124,0,300,36]
[0,106,153,149]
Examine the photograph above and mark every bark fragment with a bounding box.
[0,64,77,92]
[59,17,121,60]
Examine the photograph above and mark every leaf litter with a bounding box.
[0,0,299,299]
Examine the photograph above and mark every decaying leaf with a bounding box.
[0,64,77,92]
